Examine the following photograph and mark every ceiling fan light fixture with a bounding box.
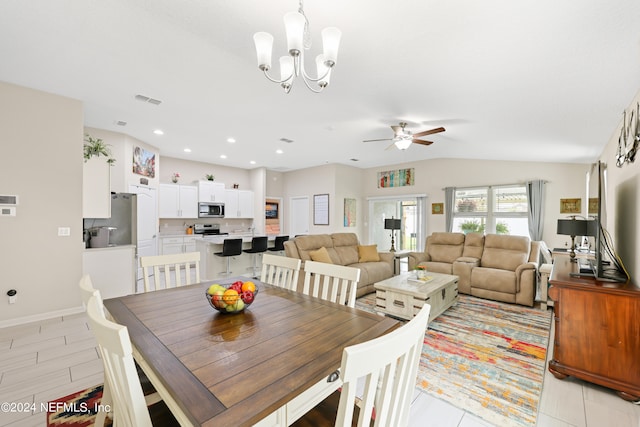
[253,1,341,94]
[395,139,412,150]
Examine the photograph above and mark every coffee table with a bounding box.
[374,271,459,321]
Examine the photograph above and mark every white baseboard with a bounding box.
[0,305,85,329]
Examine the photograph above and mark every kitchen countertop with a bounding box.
[84,244,136,252]
[198,235,276,245]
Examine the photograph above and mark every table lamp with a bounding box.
[384,217,401,252]
[557,218,587,262]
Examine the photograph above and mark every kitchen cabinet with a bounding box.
[160,235,201,255]
[197,181,225,203]
[224,189,254,218]
[83,157,111,218]
[159,184,198,218]
[83,245,135,299]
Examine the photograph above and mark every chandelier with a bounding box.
[253,1,341,94]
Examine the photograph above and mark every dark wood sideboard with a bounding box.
[548,254,640,401]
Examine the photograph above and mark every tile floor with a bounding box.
[1,305,639,426]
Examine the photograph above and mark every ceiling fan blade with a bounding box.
[385,142,397,151]
[363,138,392,142]
[412,127,446,138]
[412,139,433,146]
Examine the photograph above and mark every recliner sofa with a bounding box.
[408,232,540,306]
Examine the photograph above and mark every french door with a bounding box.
[367,195,427,253]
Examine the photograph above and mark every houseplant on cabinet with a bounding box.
[83,135,115,165]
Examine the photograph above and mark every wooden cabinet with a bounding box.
[548,255,640,401]
[197,181,225,203]
[83,157,111,218]
[224,189,254,218]
[158,184,198,218]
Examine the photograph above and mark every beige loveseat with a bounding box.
[408,232,540,306]
[284,233,394,297]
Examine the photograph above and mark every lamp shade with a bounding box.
[321,27,341,65]
[253,32,274,70]
[384,218,401,230]
[284,12,305,54]
[557,219,587,236]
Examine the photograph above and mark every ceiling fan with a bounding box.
[363,122,446,150]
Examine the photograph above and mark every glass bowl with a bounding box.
[206,281,258,314]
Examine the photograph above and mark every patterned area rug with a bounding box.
[355,293,552,427]
[46,384,111,427]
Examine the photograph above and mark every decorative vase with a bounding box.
[172,177,178,183]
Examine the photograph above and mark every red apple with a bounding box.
[241,290,254,304]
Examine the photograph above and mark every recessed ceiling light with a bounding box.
[227,138,236,143]
[249,160,256,165]
[276,149,284,154]
[220,154,227,159]
[184,148,192,153]
[153,129,164,135]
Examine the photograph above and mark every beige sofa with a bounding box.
[284,233,394,297]
[408,232,540,306]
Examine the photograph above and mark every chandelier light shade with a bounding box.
[253,1,341,93]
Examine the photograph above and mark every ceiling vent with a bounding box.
[135,94,162,105]
[279,138,294,143]
[115,120,127,126]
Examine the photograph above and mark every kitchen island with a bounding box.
[196,235,277,280]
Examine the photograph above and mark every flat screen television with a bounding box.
[582,161,626,282]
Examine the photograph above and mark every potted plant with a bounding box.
[414,265,427,279]
[205,174,215,181]
[83,135,115,165]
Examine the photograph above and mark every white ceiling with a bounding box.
[1,0,639,171]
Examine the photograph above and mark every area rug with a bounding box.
[355,293,552,427]
[46,384,111,427]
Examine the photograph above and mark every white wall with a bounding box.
[0,82,84,326]
[161,156,251,189]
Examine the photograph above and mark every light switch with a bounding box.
[58,227,71,236]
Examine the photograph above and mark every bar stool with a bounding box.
[214,238,243,276]
[267,235,289,254]
[243,236,268,278]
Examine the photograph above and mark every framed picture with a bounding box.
[377,168,414,188]
[132,146,156,178]
[588,198,599,214]
[560,198,581,214]
[344,198,356,227]
[432,203,444,215]
[313,194,329,225]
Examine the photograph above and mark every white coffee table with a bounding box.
[374,272,459,321]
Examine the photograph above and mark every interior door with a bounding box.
[290,196,310,237]
[130,185,158,287]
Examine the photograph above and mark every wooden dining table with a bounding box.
[103,277,400,427]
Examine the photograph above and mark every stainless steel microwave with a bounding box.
[198,202,225,218]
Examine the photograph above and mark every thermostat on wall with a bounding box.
[0,195,18,205]
[1,207,16,216]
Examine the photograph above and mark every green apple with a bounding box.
[207,284,223,295]
[235,299,245,311]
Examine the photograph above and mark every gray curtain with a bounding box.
[526,180,545,240]
[444,187,455,232]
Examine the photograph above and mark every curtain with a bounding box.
[444,187,455,232]
[526,180,545,240]
[416,196,427,251]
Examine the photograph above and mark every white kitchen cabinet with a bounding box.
[160,235,201,255]
[83,245,136,299]
[197,181,225,203]
[224,189,254,218]
[159,184,198,218]
[83,157,111,218]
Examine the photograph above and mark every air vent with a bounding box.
[0,195,18,205]
[279,138,294,143]
[350,158,359,162]
[115,120,127,126]
[135,94,162,105]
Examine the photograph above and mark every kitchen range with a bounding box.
[193,223,228,240]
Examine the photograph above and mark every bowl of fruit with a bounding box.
[206,280,258,314]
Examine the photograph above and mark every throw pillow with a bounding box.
[309,247,333,264]
[358,245,380,262]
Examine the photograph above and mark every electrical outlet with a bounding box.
[58,227,71,236]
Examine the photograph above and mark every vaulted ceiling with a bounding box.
[1,0,639,171]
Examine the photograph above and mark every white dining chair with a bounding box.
[260,253,301,291]
[85,295,179,426]
[140,252,201,292]
[302,260,360,308]
[79,274,101,309]
[295,303,431,427]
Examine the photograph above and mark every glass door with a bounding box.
[368,196,427,254]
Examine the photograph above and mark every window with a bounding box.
[452,185,529,236]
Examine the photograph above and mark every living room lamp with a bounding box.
[557,217,588,262]
[253,0,341,94]
[384,217,402,252]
